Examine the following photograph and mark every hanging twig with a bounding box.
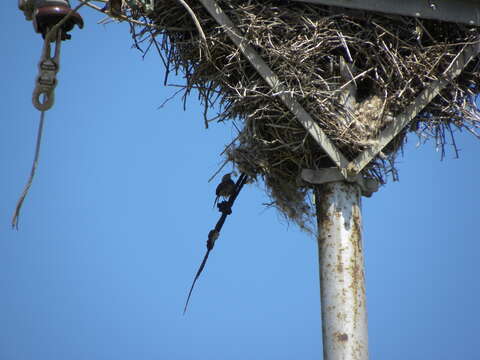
[183,173,248,314]
[175,0,211,60]
[207,158,230,183]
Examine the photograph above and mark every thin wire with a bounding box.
[12,1,90,228]
[183,250,211,315]
[11,109,47,229]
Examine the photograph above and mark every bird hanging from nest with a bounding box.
[214,173,236,207]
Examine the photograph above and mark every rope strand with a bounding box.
[11,110,46,229]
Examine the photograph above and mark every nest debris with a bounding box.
[103,0,480,231]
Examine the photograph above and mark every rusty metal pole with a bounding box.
[315,181,368,360]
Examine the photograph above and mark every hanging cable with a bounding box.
[13,0,84,228]
[183,173,248,314]
[11,109,47,229]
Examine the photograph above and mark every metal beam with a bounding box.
[198,0,351,176]
[292,0,480,26]
[348,40,480,174]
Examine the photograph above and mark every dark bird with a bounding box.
[214,173,236,206]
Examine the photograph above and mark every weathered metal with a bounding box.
[301,168,379,197]
[18,0,84,111]
[292,0,480,26]
[315,182,368,360]
[32,29,62,111]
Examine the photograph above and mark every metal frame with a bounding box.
[292,0,480,26]
[198,0,480,182]
[301,168,378,197]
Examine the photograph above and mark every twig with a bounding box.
[175,0,211,60]
[208,159,230,183]
[79,0,158,28]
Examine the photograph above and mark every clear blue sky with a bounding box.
[1,3,479,360]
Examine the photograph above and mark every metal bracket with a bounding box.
[198,0,480,181]
[301,168,379,197]
[32,29,62,111]
[292,0,480,27]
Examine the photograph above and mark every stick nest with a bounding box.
[118,0,480,231]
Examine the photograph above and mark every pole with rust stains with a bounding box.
[315,181,368,360]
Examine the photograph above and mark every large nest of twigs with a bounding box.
[108,0,480,230]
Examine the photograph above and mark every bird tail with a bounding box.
[213,196,220,209]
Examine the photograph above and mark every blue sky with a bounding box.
[1,3,479,360]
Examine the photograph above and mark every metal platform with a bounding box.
[293,0,480,26]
